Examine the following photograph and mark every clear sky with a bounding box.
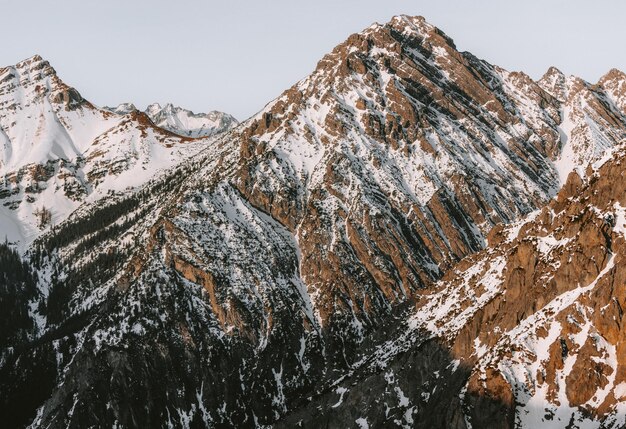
[3,0,625,120]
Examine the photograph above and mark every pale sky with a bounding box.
[3,0,625,120]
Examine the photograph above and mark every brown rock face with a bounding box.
[225,15,570,340]
[225,17,626,353]
[71,15,625,428]
[402,143,626,427]
[51,86,83,109]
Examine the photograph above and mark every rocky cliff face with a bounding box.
[3,15,626,429]
[294,140,626,428]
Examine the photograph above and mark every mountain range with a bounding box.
[105,103,237,138]
[2,14,626,429]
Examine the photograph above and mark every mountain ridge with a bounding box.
[104,102,238,138]
[3,15,626,428]
[0,54,237,250]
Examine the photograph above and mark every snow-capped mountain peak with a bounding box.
[0,55,231,249]
[144,102,238,137]
[538,65,568,101]
[105,102,239,137]
[104,102,137,115]
[599,67,626,115]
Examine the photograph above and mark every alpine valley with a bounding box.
[2,14,626,429]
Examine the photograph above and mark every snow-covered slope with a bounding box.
[0,56,217,249]
[0,55,121,171]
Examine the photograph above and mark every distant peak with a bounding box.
[104,103,137,115]
[142,103,238,138]
[147,103,181,115]
[599,67,626,84]
[542,66,565,79]
[119,102,137,110]
[14,54,49,69]
[386,14,455,48]
[146,103,235,119]
[146,102,163,111]
[163,102,177,112]
[538,66,569,100]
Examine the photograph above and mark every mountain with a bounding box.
[3,15,626,429]
[103,102,136,115]
[0,56,234,250]
[144,103,238,138]
[282,141,626,428]
[105,103,238,138]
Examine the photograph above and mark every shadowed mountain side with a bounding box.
[273,336,514,429]
[2,274,514,429]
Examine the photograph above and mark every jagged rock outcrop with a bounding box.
[276,142,626,429]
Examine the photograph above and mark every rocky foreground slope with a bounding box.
[276,143,626,428]
[2,15,626,429]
